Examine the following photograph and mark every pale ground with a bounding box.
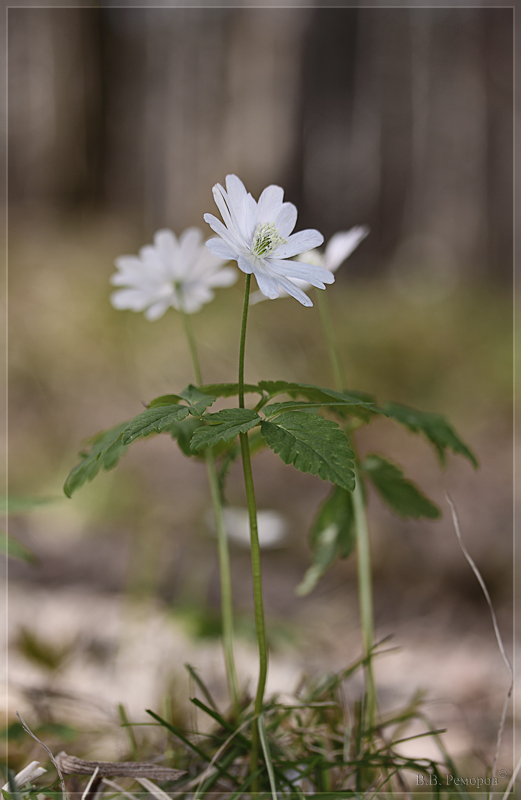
[3,578,516,776]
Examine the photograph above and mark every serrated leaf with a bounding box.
[257,380,379,421]
[383,402,478,468]
[121,405,190,445]
[362,453,441,519]
[179,384,217,416]
[190,409,261,453]
[147,394,184,408]
[198,383,262,398]
[261,411,355,490]
[64,421,130,497]
[263,400,368,418]
[0,531,37,563]
[296,486,355,596]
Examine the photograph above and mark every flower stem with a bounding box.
[238,275,268,782]
[315,288,376,730]
[180,310,240,718]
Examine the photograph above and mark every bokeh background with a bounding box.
[4,1,515,776]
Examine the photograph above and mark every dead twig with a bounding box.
[55,753,186,782]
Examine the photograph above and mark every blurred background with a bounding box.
[4,1,515,775]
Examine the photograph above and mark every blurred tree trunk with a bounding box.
[5,6,513,278]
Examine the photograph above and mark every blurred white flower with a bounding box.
[2,761,47,791]
[204,174,333,307]
[110,228,237,320]
[251,226,369,304]
[206,506,288,549]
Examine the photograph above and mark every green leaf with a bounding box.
[147,394,184,408]
[296,486,355,596]
[198,382,261,398]
[263,400,368,419]
[64,421,130,498]
[190,409,261,453]
[169,416,203,457]
[261,411,355,490]
[179,384,217,416]
[148,385,216,416]
[257,380,379,421]
[362,454,441,519]
[0,531,37,563]
[382,402,478,468]
[121,405,190,445]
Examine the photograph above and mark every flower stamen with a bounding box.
[252,223,286,258]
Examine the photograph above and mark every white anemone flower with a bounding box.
[2,761,47,791]
[203,174,334,307]
[251,226,369,304]
[110,228,238,320]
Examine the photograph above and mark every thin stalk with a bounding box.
[315,288,376,729]
[238,275,268,784]
[180,309,240,717]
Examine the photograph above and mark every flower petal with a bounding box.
[238,254,255,274]
[257,185,284,222]
[153,229,179,269]
[268,271,313,307]
[205,267,238,288]
[267,258,334,288]
[206,237,236,260]
[272,229,324,259]
[253,269,281,299]
[144,299,171,321]
[275,202,297,237]
[203,213,241,251]
[110,288,150,311]
[324,226,369,271]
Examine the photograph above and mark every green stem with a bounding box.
[315,288,376,729]
[181,309,240,718]
[238,275,268,783]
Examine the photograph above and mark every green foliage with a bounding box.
[383,402,478,468]
[258,380,379,421]
[121,404,191,445]
[190,409,261,453]
[169,416,203,457]
[64,421,130,498]
[362,454,441,519]
[198,382,261,398]
[261,412,355,491]
[178,385,217,416]
[0,532,36,564]
[296,486,355,596]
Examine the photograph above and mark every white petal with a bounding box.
[238,255,255,274]
[203,213,241,251]
[110,288,150,311]
[257,185,284,222]
[244,193,259,242]
[225,175,252,244]
[206,237,236,260]
[153,229,179,269]
[144,299,171,320]
[324,226,369,271]
[253,269,280,299]
[267,258,334,288]
[268,272,313,307]
[205,267,238,288]
[178,227,203,273]
[275,202,297,237]
[250,290,269,304]
[212,184,236,235]
[273,229,324,259]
